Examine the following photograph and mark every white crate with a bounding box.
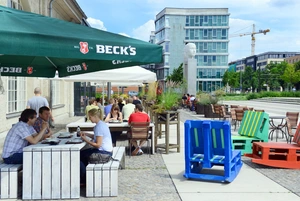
[0,163,22,199]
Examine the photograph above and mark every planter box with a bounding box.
[196,103,205,114]
[204,104,218,118]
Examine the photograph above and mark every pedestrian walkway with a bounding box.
[160,120,298,201]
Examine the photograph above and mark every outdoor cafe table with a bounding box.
[66,122,155,154]
[22,133,86,200]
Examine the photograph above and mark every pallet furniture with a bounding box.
[231,111,269,155]
[245,142,300,169]
[86,146,125,197]
[184,120,242,183]
[291,123,300,144]
[0,163,22,199]
[23,134,86,200]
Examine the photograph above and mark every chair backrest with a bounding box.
[255,109,265,112]
[184,120,232,168]
[292,123,300,144]
[286,112,299,128]
[213,105,220,114]
[286,118,294,137]
[235,109,244,121]
[220,106,227,117]
[230,105,239,109]
[210,104,215,113]
[130,122,150,139]
[238,111,269,141]
[231,108,236,120]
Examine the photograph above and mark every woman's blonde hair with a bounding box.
[88,108,103,120]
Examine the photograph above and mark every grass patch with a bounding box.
[221,96,247,101]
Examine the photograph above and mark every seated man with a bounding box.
[128,104,150,155]
[33,106,53,140]
[2,109,48,164]
[122,98,135,122]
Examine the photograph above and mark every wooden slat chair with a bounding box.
[230,108,237,128]
[213,104,221,119]
[231,111,269,155]
[220,105,230,121]
[288,121,300,144]
[286,112,299,129]
[234,109,244,131]
[184,120,243,183]
[128,122,150,157]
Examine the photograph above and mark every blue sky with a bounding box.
[77,0,300,62]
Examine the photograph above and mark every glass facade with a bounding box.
[197,68,226,79]
[185,28,228,40]
[197,81,223,92]
[195,55,228,66]
[154,9,229,92]
[185,15,229,26]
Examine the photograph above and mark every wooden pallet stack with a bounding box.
[245,123,300,169]
[232,111,269,155]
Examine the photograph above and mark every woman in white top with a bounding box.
[80,108,113,184]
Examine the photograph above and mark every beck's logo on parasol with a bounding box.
[82,62,88,70]
[27,66,33,74]
[79,42,89,54]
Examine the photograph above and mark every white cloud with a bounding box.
[86,17,107,31]
[132,20,155,41]
[118,33,130,37]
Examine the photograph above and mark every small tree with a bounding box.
[166,63,183,84]
[281,64,300,91]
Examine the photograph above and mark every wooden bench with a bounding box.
[0,163,22,199]
[86,146,125,197]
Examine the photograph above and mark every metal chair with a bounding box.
[128,122,150,157]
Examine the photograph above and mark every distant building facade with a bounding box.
[154,8,229,92]
[285,55,300,64]
[231,51,300,72]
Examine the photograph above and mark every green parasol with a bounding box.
[0,6,162,77]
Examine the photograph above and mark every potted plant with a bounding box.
[196,93,219,118]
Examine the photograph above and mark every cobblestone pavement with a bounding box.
[180,108,300,198]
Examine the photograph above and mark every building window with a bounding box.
[7,77,26,113]
[11,0,23,10]
[52,80,61,105]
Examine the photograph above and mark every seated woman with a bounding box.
[80,108,113,184]
[105,104,123,147]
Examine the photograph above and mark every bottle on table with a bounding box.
[76,126,81,137]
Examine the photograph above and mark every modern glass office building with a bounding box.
[154,8,229,92]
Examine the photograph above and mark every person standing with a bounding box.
[27,87,54,123]
[128,104,150,155]
[2,109,48,164]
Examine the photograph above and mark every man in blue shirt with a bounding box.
[2,109,48,164]
[104,98,114,117]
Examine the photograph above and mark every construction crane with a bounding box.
[229,24,270,56]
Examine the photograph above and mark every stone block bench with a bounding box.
[86,146,125,197]
[0,163,22,199]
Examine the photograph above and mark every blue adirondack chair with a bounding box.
[184,120,243,183]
